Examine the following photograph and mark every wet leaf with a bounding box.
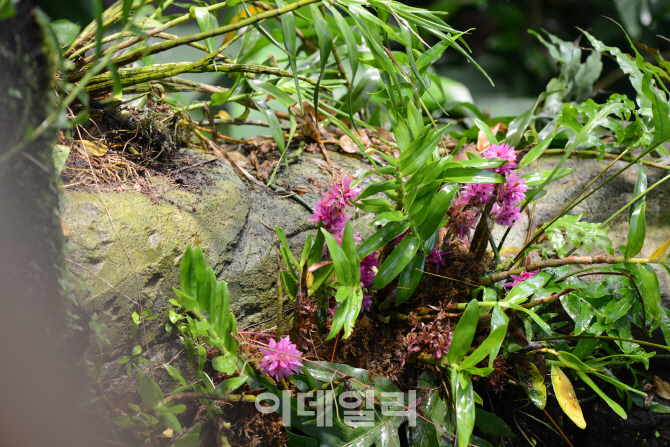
[447,300,479,365]
[451,369,475,447]
[626,162,647,258]
[371,233,419,289]
[551,365,586,429]
[519,363,547,409]
[577,371,627,419]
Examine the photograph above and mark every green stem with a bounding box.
[542,149,670,172]
[600,173,670,227]
[70,0,324,77]
[534,335,670,352]
[84,61,328,96]
[480,255,662,287]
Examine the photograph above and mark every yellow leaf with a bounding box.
[74,139,108,157]
[649,236,670,260]
[215,109,232,120]
[551,365,586,429]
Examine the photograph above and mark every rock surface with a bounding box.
[64,149,374,393]
[493,156,670,302]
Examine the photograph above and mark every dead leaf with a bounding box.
[75,139,108,157]
[653,375,670,399]
[290,187,310,195]
[373,126,395,143]
[61,218,70,239]
[338,135,359,153]
[452,143,477,162]
[552,365,586,429]
[477,122,508,152]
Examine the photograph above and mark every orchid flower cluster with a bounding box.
[449,143,528,245]
[258,336,303,380]
[310,174,378,312]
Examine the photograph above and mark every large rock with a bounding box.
[64,149,375,393]
[492,157,670,302]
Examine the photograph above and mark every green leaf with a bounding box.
[504,302,551,335]
[357,180,398,201]
[172,423,201,447]
[308,226,325,266]
[473,118,498,146]
[460,324,508,371]
[544,214,613,257]
[131,345,142,356]
[474,408,516,438]
[522,168,573,187]
[557,351,595,373]
[577,372,627,419]
[328,286,363,340]
[447,299,479,365]
[415,185,457,242]
[488,304,508,368]
[625,162,647,258]
[248,80,296,108]
[275,0,302,112]
[164,363,187,387]
[50,19,81,47]
[329,6,359,122]
[237,26,261,63]
[212,353,237,374]
[155,409,183,433]
[625,263,661,321]
[358,220,411,258]
[190,6,219,53]
[275,226,298,268]
[355,197,396,214]
[252,99,285,155]
[440,168,505,184]
[308,4,332,117]
[399,127,444,177]
[215,376,247,394]
[451,369,475,447]
[504,272,551,304]
[137,367,163,408]
[371,211,407,226]
[281,270,298,298]
[340,220,361,285]
[114,414,149,432]
[371,233,420,290]
[519,138,553,168]
[396,254,426,305]
[322,229,353,286]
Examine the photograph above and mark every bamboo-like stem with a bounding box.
[331,42,350,88]
[480,255,662,287]
[70,0,324,78]
[84,62,330,96]
[70,30,234,62]
[163,392,257,405]
[534,335,670,352]
[66,0,160,56]
[72,0,231,61]
[542,149,670,172]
